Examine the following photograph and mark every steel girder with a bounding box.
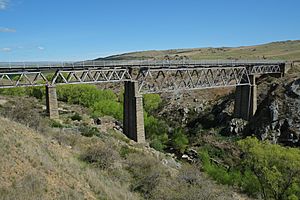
[137,66,250,93]
[0,68,132,88]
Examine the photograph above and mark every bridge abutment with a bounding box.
[234,75,257,120]
[123,81,145,143]
[46,85,59,119]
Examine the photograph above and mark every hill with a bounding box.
[96,40,300,61]
[0,96,250,200]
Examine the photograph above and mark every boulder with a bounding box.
[227,118,248,135]
[288,78,300,97]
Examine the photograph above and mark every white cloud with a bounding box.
[0,27,16,32]
[0,47,12,52]
[37,46,45,50]
[0,0,9,10]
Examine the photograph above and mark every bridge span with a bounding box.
[0,60,289,143]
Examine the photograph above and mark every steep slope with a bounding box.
[0,95,255,200]
[97,40,300,61]
[0,117,140,200]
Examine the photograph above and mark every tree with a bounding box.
[238,137,300,200]
[171,128,189,153]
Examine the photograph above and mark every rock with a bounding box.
[94,118,102,125]
[182,154,195,163]
[162,158,181,169]
[269,100,279,129]
[227,118,248,135]
[288,78,300,97]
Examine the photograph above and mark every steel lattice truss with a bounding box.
[0,60,285,93]
[249,65,282,74]
[137,67,250,93]
[0,69,132,88]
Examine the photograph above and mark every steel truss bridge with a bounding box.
[0,60,286,93]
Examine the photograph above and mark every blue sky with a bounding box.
[0,0,299,61]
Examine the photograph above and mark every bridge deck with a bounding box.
[0,60,285,72]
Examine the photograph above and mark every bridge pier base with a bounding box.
[234,75,257,120]
[123,81,145,143]
[46,85,59,119]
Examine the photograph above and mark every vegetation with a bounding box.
[101,40,300,61]
[198,137,300,200]
[238,137,300,200]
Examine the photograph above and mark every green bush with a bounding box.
[79,126,100,137]
[143,94,162,113]
[92,100,123,120]
[0,87,27,96]
[57,85,117,107]
[50,120,64,128]
[144,114,168,151]
[238,137,300,200]
[171,128,189,153]
[70,112,82,121]
[119,145,138,158]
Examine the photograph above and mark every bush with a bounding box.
[143,94,162,113]
[144,114,168,151]
[79,126,100,137]
[171,128,189,153]
[57,85,117,107]
[126,153,167,199]
[70,112,82,121]
[238,137,300,200]
[199,150,242,186]
[50,120,64,128]
[119,145,138,158]
[92,100,123,120]
[0,87,27,96]
[81,143,119,170]
[0,100,42,130]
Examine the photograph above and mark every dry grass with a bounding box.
[0,117,140,200]
[101,40,300,61]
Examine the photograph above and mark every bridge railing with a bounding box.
[0,60,286,70]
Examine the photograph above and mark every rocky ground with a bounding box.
[156,62,300,147]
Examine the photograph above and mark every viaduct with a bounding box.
[0,60,289,143]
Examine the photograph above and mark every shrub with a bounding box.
[238,137,300,200]
[57,85,117,107]
[79,126,100,137]
[81,143,119,170]
[119,145,138,158]
[0,87,27,96]
[126,153,167,199]
[144,114,168,151]
[143,94,162,113]
[70,112,82,121]
[92,100,123,120]
[0,100,42,130]
[171,128,189,153]
[50,120,64,128]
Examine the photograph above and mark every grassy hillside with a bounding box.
[0,95,251,200]
[97,40,300,61]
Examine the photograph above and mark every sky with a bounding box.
[0,0,299,61]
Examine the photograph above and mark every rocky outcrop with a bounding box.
[246,79,300,146]
[227,118,248,136]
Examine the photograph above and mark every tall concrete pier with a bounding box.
[45,85,59,119]
[123,81,145,143]
[234,75,257,120]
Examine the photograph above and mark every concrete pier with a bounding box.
[234,75,257,120]
[123,81,145,143]
[45,85,59,119]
